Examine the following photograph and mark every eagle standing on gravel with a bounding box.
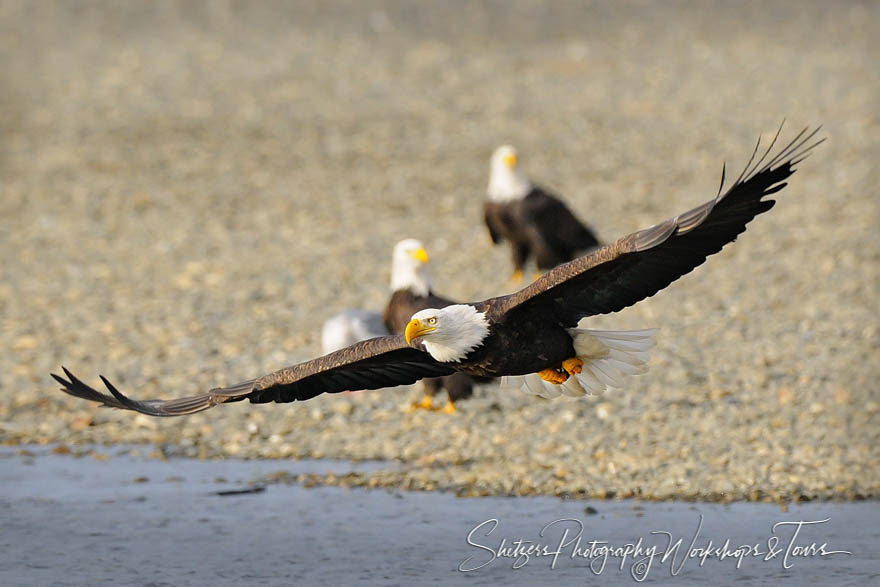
[380,238,485,414]
[54,125,823,416]
[484,144,601,281]
[321,238,483,413]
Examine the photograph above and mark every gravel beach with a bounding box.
[1,1,877,502]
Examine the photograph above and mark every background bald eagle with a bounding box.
[320,239,484,412]
[53,125,822,417]
[485,145,601,281]
[381,239,484,413]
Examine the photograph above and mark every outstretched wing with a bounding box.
[495,124,824,326]
[52,335,455,417]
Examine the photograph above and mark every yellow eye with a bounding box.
[428,317,437,325]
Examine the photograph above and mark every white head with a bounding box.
[390,238,431,297]
[404,305,490,363]
[487,144,532,202]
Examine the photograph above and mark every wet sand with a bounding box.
[2,447,876,586]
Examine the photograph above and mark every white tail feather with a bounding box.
[559,375,587,397]
[503,328,656,399]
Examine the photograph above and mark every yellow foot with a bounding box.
[537,367,569,384]
[532,271,543,282]
[406,395,434,412]
[440,402,457,415]
[562,357,584,376]
[511,269,524,283]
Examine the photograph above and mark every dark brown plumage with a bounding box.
[485,145,600,276]
[54,124,823,417]
[484,186,601,273]
[53,336,455,416]
[382,289,455,338]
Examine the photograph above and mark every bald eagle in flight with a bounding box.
[484,145,601,281]
[320,238,484,412]
[53,125,823,416]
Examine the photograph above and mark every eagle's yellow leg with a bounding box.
[440,401,457,415]
[562,357,584,376]
[537,368,569,384]
[511,269,524,283]
[532,271,543,282]
[407,394,434,412]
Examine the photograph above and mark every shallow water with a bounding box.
[1,447,876,586]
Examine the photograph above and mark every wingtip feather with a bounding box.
[99,374,127,404]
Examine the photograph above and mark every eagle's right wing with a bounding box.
[483,201,506,244]
[53,335,455,417]
[495,124,824,327]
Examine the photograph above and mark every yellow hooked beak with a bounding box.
[405,318,435,343]
[502,153,517,168]
[408,247,429,263]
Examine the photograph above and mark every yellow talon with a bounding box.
[562,357,584,376]
[532,271,543,282]
[511,269,524,283]
[537,368,569,384]
[441,402,457,415]
[407,395,434,412]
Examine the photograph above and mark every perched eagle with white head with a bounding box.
[381,238,485,413]
[321,239,484,412]
[484,144,601,281]
[53,125,823,415]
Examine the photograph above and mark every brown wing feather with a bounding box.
[483,202,504,244]
[494,125,824,325]
[52,335,455,417]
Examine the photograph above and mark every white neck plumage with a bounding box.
[391,260,431,297]
[487,166,532,203]
[420,305,490,363]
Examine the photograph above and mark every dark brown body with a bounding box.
[452,301,577,377]
[484,187,600,272]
